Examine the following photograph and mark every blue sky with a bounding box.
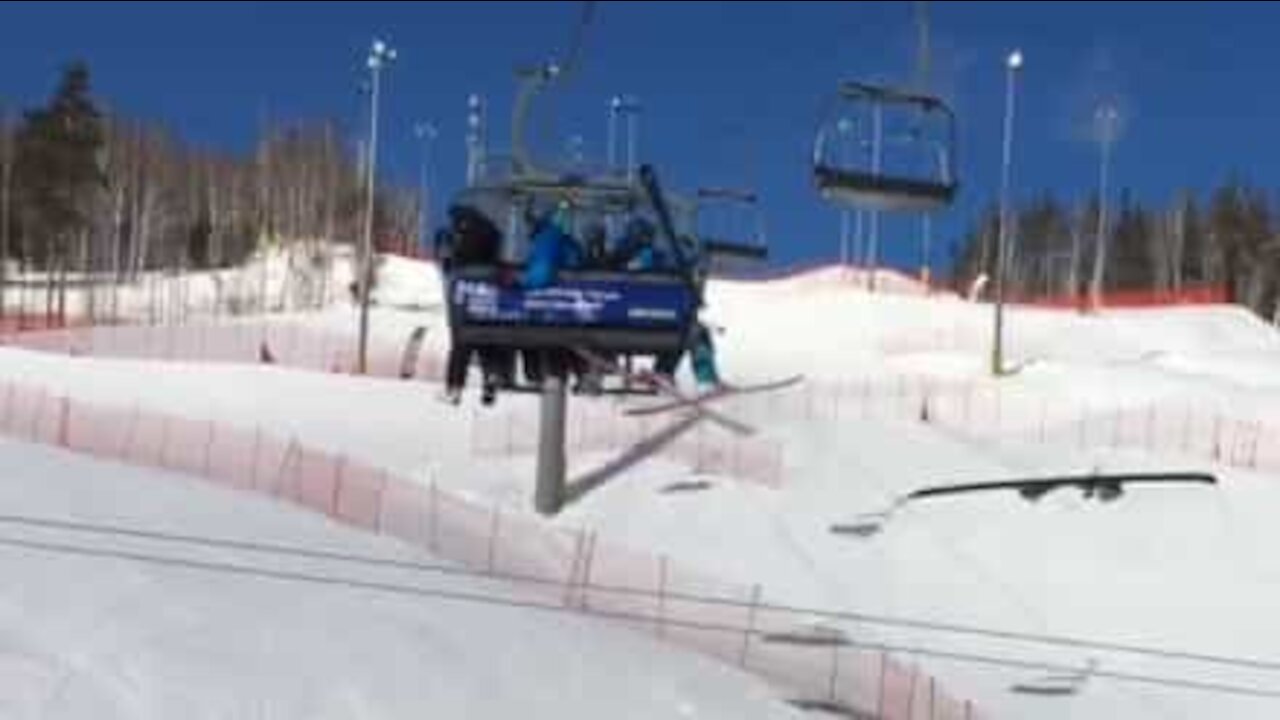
[2,1,1277,271]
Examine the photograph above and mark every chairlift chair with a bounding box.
[442,165,703,377]
[812,81,958,212]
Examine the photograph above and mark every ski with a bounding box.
[623,374,805,417]
[399,326,428,379]
[571,348,757,437]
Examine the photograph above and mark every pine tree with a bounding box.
[14,61,105,269]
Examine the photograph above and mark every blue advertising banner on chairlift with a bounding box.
[450,276,693,330]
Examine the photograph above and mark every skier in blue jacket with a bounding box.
[522,204,583,289]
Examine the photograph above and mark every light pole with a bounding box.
[1090,104,1118,311]
[867,103,883,290]
[465,93,485,187]
[607,96,622,174]
[836,117,854,266]
[613,94,641,183]
[414,121,438,257]
[357,38,396,375]
[992,48,1023,377]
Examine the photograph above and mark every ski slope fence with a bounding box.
[0,321,785,487]
[0,319,448,382]
[3,320,1275,479]
[0,380,981,720]
[695,373,1277,475]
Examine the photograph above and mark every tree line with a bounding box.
[950,181,1280,319]
[0,62,420,321]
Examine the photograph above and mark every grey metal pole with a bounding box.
[840,210,851,267]
[535,373,567,515]
[607,96,620,173]
[416,127,429,255]
[358,39,394,375]
[625,98,639,183]
[466,94,483,187]
[921,214,933,285]
[1090,105,1116,310]
[414,123,438,252]
[837,118,852,267]
[424,130,434,252]
[993,50,1022,377]
[867,103,883,290]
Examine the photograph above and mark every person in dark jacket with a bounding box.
[439,204,508,405]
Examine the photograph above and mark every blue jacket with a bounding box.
[522,222,583,289]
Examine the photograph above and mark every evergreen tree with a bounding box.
[13,61,105,268]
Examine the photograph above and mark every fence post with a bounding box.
[156,415,170,469]
[965,699,973,720]
[272,438,298,496]
[655,554,669,638]
[374,469,388,534]
[27,389,46,442]
[202,420,216,477]
[827,644,841,702]
[249,426,263,489]
[2,382,13,431]
[905,663,919,720]
[427,478,440,554]
[739,583,762,668]
[331,455,347,519]
[119,403,140,460]
[1212,415,1223,461]
[695,424,706,474]
[57,396,70,448]
[579,531,597,611]
[486,506,502,574]
[1250,422,1261,470]
[564,527,586,607]
[928,675,936,720]
[876,650,888,719]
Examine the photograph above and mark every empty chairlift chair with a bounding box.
[812,81,958,213]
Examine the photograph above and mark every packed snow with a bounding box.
[0,437,801,719]
[3,253,1280,718]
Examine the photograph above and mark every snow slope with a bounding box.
[5,256,1280,718]
[0,437,801,719]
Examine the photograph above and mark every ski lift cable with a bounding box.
[1,530,1279,700]
[7,511,1280,675]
